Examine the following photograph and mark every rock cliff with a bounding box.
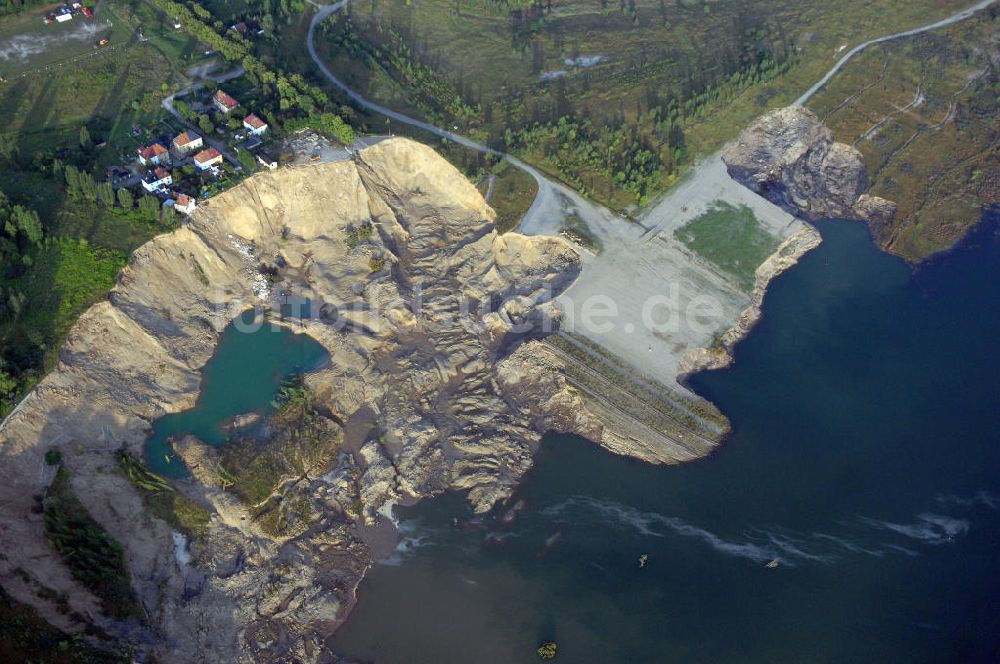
[723,106,896,225]
[0,139,605,663]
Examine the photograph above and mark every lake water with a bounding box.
[330,217,1000,663]
[145,309,328,477]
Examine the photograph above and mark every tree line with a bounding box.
[0,0,49,17]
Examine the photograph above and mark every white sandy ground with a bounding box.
[518,152,807,388]
[298,121,807,390]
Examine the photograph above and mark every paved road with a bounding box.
[160,64,246,167]
[794,0,997,106]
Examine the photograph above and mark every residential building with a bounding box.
[142,167,173,192]
[243,113,268,137]
[213,90,240,114]
[137,143,170,166]
[172,131,203,155]
[194,147,224,170]
[174,194,197,215]
[256,152,277,170]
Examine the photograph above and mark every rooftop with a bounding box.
[194,147,223,163]
[173,131,201,146]
[138,143,168,159]
[214,90,239,110]
[244,113,267,129]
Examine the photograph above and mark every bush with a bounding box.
[42,467,138,618]
[44,449,62,466]
[537,642,557,659]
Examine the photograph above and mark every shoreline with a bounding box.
[677,224,823,381]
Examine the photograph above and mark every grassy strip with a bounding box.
[490,160,537,234]
[43,466,140,620]
[559,213,602,253]
[116,452,212,539]
[674,201,778,292]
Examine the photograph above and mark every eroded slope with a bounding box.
[0,138,606,663]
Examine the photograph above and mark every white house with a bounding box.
[213,90,240,114]
[242,113,268,137]
[137,143,170,166]
[142,167,173,192]
[174,193,197,215]
[172,131,203,155]
[193,147,224,171]
[256,151,277,170]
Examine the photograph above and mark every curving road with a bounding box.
[305,0,622,237]
[794,0,997,106]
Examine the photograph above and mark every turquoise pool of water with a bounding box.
[145,309,328,477]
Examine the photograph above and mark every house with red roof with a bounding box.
[242,113,268,137]
[213,90,240,114]
[172,131,203,155]
[174,194,197,215]
[137,143,170,166]
[194,147,224,171]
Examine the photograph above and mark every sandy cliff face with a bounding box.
[723,106,897,225]
[0,139,600,663]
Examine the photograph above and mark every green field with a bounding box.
[674,201,779,291]
[487,160,538,233]
[0,3,129,77]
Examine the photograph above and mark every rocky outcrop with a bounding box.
[0,138,605,663]
[723,106,896,225]
[852,193,898,239]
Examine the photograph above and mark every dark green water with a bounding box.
[330,217,1000,663]
[145,309,328,477]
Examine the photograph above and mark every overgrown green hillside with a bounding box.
[807,8,999,260]
[310,0,973,210]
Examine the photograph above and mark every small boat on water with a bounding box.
[765,559,780,568]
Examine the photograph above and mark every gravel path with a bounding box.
[793,0,997,106]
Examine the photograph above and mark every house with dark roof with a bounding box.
[256,152,278,170]
[142,166,173,192]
